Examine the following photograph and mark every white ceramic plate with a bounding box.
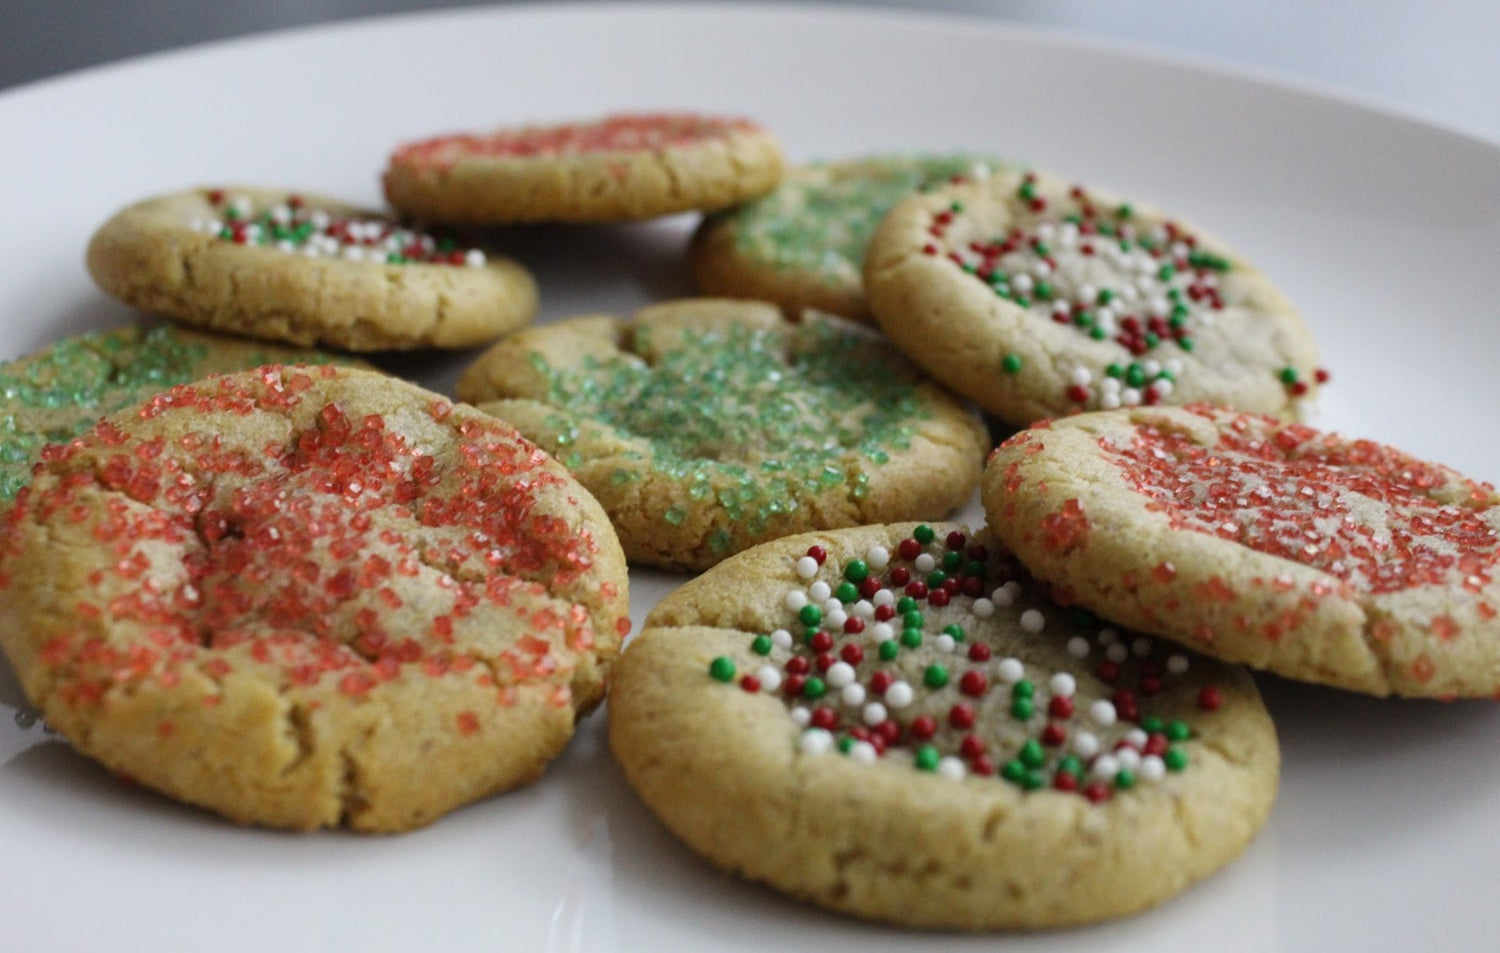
[4,4,1499,951]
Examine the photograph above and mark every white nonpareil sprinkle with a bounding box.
[809,581,832,603]
[1067,636,1091,658]
[465,249,486,268]
[914,553,936,573]
[852,599,875,619]
[866,545,890,569]
[972,597,995,618]
[1072,730,1100,759]
[770,629,794,649]
[1115,748,1141,772]
[840,683,865,707]
[872,589,896,608]
[756,666,782,692]
[1124,727,1149,749]
[934,634,957,654]
[885,681,914,708]
[1049,673,1077,697]
[1019,609,1045,633]
[800,729,834,756]
[1091,753,1121,782]
[783,590,808,612]
[1089,699,1118,727]
[862,702,888,726]
[825,661,856,688]
[849,741,878,764]
[790,706,811,727]
[1139,755,1167,782]
[1167,654,1190,675]
[937,756,966,781]
[871,622,895,642]
[1131,637,1154,657]
[996,658,1025,684]
[795,555,819,579]
[1106,643,1129,664]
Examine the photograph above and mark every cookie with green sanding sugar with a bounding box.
[456,299,987,572]
[689,154,1006,323]
[609,522,1278,929]
[864,166,1324,427]
[86,186,538,351]
[0,324,370,504]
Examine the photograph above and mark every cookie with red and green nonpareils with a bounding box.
[0,324,371,506]
[458,298,987,571]
[383,112,785,224]
[689,154,1007,322]
[864,167,1324,427]
[0,366,628,832]
[984,405,1500,697]
[609,523,1276,929]
[86,187,538,351]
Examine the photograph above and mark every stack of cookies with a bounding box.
[3,109,1495,933]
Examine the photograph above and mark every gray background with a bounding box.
[6,0,1499,139]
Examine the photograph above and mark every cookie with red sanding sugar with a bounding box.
[863,166,1324,427]
[983,404,1500,697]
[382,112,785,224]
[0,365,629,832]
[458,299,987,571]
[609,523,1277,929]
[86,187,538,351]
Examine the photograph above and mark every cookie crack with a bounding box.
[336,727,374,827]
[279,699,318,778]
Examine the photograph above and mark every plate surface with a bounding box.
[2,4,1498,951]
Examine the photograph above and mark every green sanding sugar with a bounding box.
[536,317,930,535]
[0,325,343,502]
[719,154,1005,278]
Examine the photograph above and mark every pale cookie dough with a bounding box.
[383,112,785,224]
[458,299,987,571]
[86,187,538,350]
[0,323,369,504]
[984,405,1500,697]
[0,366,629,832]
[689,154,1002,322]
[864,167,1323,426]
[610,523,1278,929]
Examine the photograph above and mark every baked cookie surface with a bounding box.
[864,167,1322,426]
[383,112,784,223]
[458,299,987,571]
[689,154,1000,321]
[0,323,365,504]
[0,366,628,831]
[983,405,1500,697]
[609,523,1277,929]
[86,187,538,350]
